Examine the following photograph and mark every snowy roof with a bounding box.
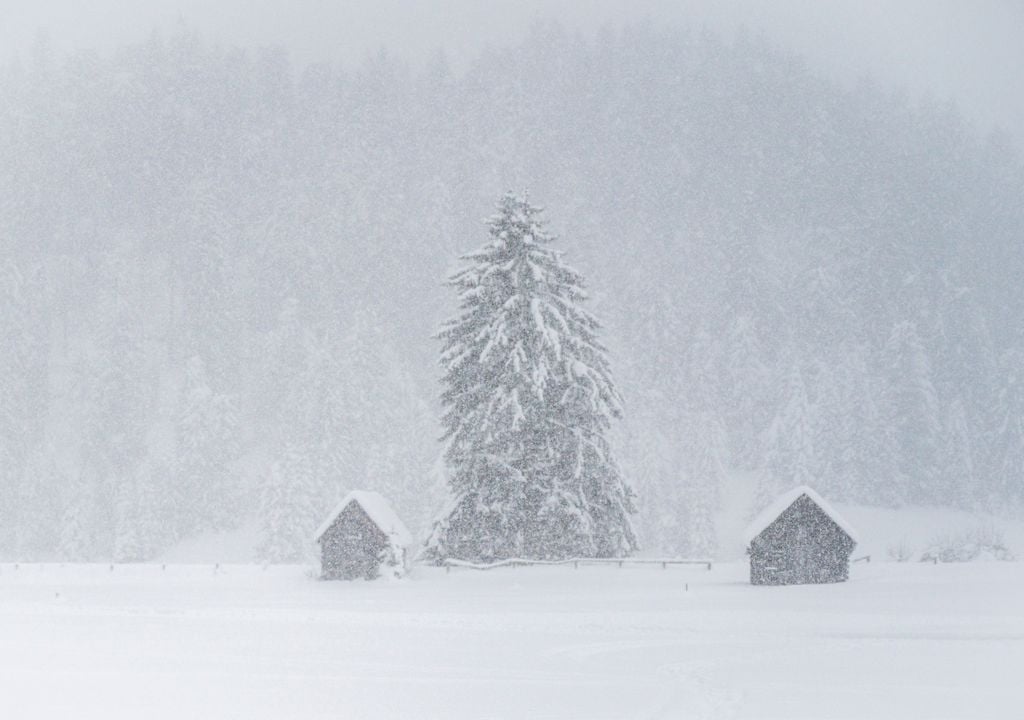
[314,490,413,547]
[742,485,859,546]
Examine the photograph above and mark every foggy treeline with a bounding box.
[1,22,1022,561]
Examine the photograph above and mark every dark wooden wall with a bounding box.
[319,503,390,580]
[749,495,855,585]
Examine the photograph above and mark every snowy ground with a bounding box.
[1,561,1021,719]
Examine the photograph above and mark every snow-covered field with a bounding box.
[1,560,1020,719]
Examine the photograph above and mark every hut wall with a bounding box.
[319,503,390,580]
[749,495,856,585]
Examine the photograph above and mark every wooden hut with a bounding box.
[743,485,858,586]
[314,491,412,580]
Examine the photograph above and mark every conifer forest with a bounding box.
[2,20,1023,563]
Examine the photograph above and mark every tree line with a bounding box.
[1,22,1022,561]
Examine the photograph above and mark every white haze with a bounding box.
[2,1,1023,563]
[6,0,1024,144]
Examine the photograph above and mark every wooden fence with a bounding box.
[443,557,713,572]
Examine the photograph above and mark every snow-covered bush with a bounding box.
[919,526,1015,563]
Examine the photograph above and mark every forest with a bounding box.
[1,22,1022,562]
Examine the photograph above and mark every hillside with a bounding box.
[2,24,1023,560]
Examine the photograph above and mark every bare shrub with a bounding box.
[886,538,914,562]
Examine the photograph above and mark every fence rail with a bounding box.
[443,557,713,572]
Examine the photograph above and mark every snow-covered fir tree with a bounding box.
[722,314,770,469]
[756,361,816,510]
[15,443,63,558]
[684,411,727,558]
[884,320,942,504]
[253,299,328,563]
[992,348,1024,509]
[0,259,49,552]
[425,193,637,562]
[58,468,99,561]
[176,355,240,535]
[113,460,163,562]
[257,441,320,563]
[335,308,435,533]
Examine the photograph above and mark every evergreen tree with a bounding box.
[257,441,320,563]
[622,410,680,554]
[425,193,636,562]
[58,468,99,561]
[0,259,49,554]
[756,361,816,509]
[722,314,770,469]
[685,411,727,558]
[176,355,241,535]
[337,308,435,533]
[15,443,63,558]
[827,346,894,504]
[940,397,977,508]
[992,348,1024,509]
[884,320,942,503]
[77,248,153,557]
[112,472,147,562]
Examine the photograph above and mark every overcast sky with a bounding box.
[5,0,1024,144]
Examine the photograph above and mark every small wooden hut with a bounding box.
[743,485,858,586]
[314,491,412,580]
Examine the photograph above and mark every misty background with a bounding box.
[1,1,1023,561]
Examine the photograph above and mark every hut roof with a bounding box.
[315,490,413,547]
[742,485,859,546]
